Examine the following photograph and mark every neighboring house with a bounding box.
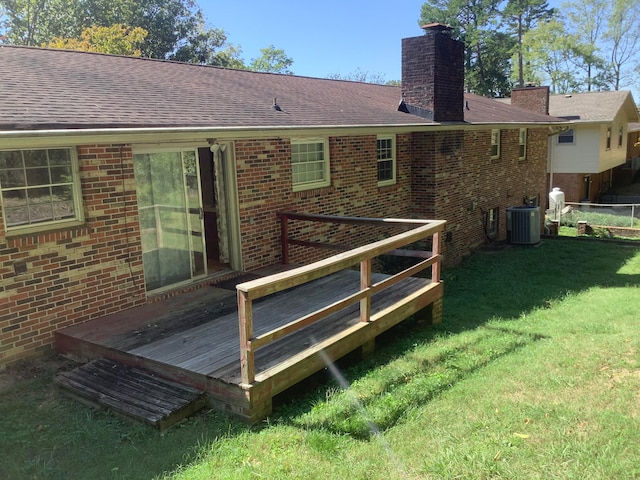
[514,90,639,203]
[0,25,564,368]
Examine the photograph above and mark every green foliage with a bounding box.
[420,0,513,97]
[560,208,640,228]
[502,0,554,87]
[44,24,148,56]
[520,19,586,93]
[0,0,242,66]
[248,45,294,74]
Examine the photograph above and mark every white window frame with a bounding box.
[518,128,527,161]
[0,147,84,233]
[291,138,330,192]
[618,124,624,148]
[376,135,396,186]
[491,129,500,159]
[606,125,612,150]
[558,128,575,145]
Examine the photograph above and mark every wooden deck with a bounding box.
[56,217,445,423]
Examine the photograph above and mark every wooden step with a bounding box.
[55,358,207,430]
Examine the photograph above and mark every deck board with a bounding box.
[56,268,439,421]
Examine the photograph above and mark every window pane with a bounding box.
[49,149,71,166]
[0,150,23,169]
[28,186,52,204]
[0,168,26,188]
[24,150,48,167]
[0,148,79,229]
[26,167,51,186]
[3,190,28,226]
[50,165,73,183]
[53,200,75,220]
[292,141,327,186]
[29,203,54,223]
[52,184,74,202]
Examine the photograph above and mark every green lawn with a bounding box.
[1,239,639,479]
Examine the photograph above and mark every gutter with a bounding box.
[0,120,571,146]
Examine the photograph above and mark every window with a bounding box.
[519,128,527,160]
[491,129,500,159]
[558,128,574,144]
[291,139,330,191]
[618,125,624,147]
[606,125,611,150]
[376,135,396,186]
[0,148,83,231]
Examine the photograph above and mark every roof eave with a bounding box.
[0,120,571,149]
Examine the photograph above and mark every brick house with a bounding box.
[0,25,564,368]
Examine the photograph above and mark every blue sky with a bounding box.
[200,0,428,82]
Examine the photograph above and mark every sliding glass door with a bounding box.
[134,149,205,291]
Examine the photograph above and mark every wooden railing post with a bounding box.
[431,230,441,283]
[360,258,372,322]
[280,213,289,264]
[238,290,255,385]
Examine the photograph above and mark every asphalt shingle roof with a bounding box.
[0,45,562,132]
[549,91,638,123]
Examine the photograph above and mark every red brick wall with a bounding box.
[401,30,465,122]
[550,172,610,203]
[0,129,549,367]
[411,128,548,264]
[0,145,146,367]
[510,86,550,115]
[235,135,413,270]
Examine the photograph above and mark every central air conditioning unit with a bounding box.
[506,206,541,245]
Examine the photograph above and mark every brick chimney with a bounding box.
[510,84,550,115]
[399,23,464,122]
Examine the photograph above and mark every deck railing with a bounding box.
[236,213,446,385]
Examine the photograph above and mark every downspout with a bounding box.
[547,126,571,191]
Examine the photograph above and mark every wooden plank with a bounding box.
[55,359,207,429]
[250,288,369,350]
[237,221,445,299]
[238,290,254,385]
[278,211,441,226]
[360,259,372,322]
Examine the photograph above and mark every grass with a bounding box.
[1,238,639,479]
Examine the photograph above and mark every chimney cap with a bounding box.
[421,23,453,34]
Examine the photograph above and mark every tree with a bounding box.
[44,24,148,56]
[419,0,510,97]
[520,19,583,93]
[0,0,237,65]
[604,0,640,90]
[0,0,73,45]
[561,0,609,91]
[502,0,554,87]
[326,68,388,84]
[248,45,293,74]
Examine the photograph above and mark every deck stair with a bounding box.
[55,358,207,430]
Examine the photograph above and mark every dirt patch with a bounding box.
[0,355,76,394]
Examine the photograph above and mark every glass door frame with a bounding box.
[133,145,208,293]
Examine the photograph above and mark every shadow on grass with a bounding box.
[273,238,640,437]
[1,239,637,478]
